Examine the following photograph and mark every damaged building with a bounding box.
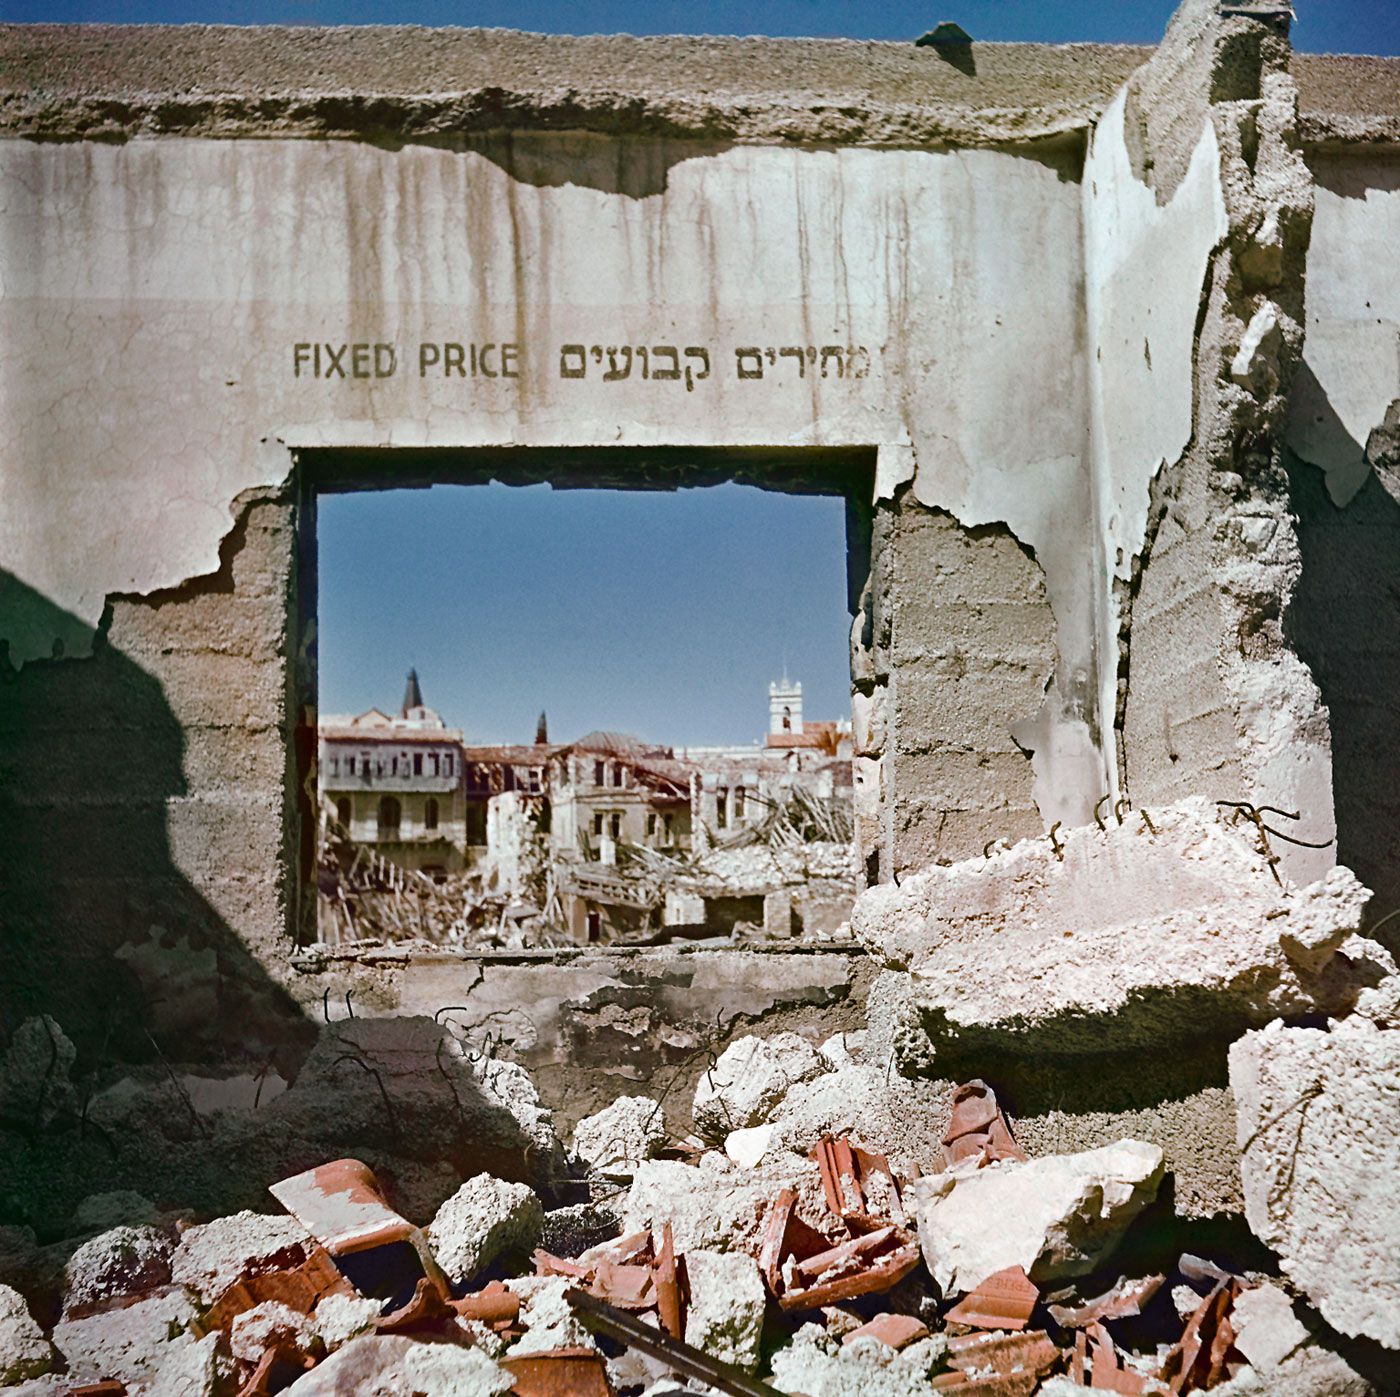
[319,675,856,946]
[2,0,1400,1392]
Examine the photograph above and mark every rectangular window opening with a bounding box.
[303,449,872,953]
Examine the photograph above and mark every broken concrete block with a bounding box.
[818,1032,864,1072]
[683,1249,766,1372]
[228,1299,319,1365]
[1231,1282,1310,1370]
[505,1275,598,1355]
[854,798,1387,1059]
[52,1285,198,1386]
[0,1284,53,1385]
[911,1139,1165,1292]
[170,1210,310,1305]
[0,1017,76,1127]
[312,1292,381,1352]
[570,1095,667,1177]
[1205,1342,1373,1396]
[142,1330,237,1397]
[1231,1016,1400,1348]
[692,1033,825,1140]
[282,1333,513,1395]
[62,1224,174,1315]
[768,1321,949,1397]
[724,1124,775,1169]
[623,1153,828,1259]
[428,1174,544,1288]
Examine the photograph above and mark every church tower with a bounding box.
[769,676,803,736]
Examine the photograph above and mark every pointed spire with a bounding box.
[535,711,549,745]
[400,667,423,718]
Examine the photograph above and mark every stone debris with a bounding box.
[769,1323,949,1397]
[141,1330,236,1397]
[228,1298,319,1364]
[281,1333,513,1395]
[725,1123,776,1169]
[170,1210,311,1305]
[311,1290,382,1351]
[429,1173,545,1287]
[572,1095,668,1178]
[69,1192,160,1235]
[911,1139,1166,1292]
[0,1017,76,1129]
[1230,1015,1400,1349]
[0,1043,1381,1396]
[692,1033,825,1140]
[682,1249,766,1372]
[622,1152,828,1257]
[0,1284,53,1386]
[62,1224,174,1316]
[51,1285,199,1386]
[853,798,1392,1058]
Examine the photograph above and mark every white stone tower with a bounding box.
[769,676,803,736]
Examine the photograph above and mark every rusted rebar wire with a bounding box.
[1215,800,1335,849]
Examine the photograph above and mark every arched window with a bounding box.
[335,797,352,829]
[425,797,439,832]
[377,795,401,838]
[782,706,792,732]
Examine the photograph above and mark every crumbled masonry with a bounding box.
[854,797,1388,1058]
[1230,1016,1400,1350]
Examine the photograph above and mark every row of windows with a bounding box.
[326,750,454,779]
[593,761,628,788]
[335,795,440,836]
[715,786,746,829]
[591,810,674,841]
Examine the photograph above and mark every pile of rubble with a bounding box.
[0,1046,1382,1395]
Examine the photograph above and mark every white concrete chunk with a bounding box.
[282,1334,513,1396]
[63,1225,173,1315]
[911,1139,1165,1291]
[0,1284,54,1386]
[853,798,1390,1057]
[683,1250,766,1372]
[170,1210,310,1305]
[228,1300,318,1365]
[1231,1016,1400,1349]
[428,1174,543,1288]
[52,1286,198,1386]
[571,1095,667,1178]
[692,1033,825,1140]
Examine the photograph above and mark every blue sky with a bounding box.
[318,484,852,746]
[8,0,1398,52]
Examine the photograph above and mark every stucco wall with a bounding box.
[1286,150,1400,925]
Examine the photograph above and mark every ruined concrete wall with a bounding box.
[0,128,1099,1029]
[861,499,1058,878]
[1286,150,1400,924]
[0,493,308,1065]
[1103,0,1335,878]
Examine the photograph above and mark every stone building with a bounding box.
[318,669,467,875]
[2,2,1400,1241]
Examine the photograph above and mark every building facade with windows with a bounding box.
[319,670,468,877]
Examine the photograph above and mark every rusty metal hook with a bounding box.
[1093,795,1111,832]
[1049,822,1064,860]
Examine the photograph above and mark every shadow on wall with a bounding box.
[1287,450,1400,939]
[0,568,309,1069]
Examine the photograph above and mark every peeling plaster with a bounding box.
[1,136,1089,690]
[1083,87,1228,790]
[1286,156,1400,506]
